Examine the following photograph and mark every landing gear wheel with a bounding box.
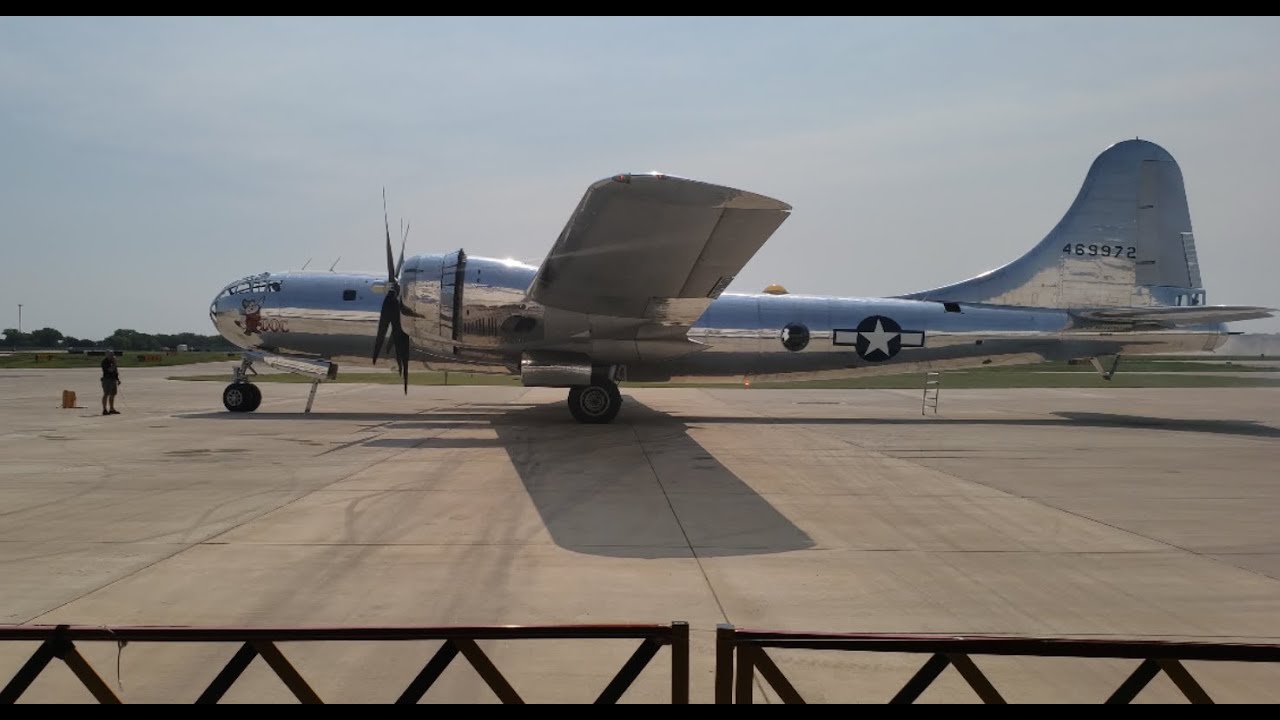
[223,382,260,413]
[567,380,622,424]
[245,383,262,412]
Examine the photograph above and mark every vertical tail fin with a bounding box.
[900,138,1207,309]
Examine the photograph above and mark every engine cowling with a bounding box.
[399,250,544,373]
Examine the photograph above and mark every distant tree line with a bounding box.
[2,327,237,352]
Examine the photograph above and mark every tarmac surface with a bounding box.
[2,362,1279,703]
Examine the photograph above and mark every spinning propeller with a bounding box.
[373,189,411,394]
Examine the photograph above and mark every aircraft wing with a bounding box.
[527,172,791,326]
[1071,305,1276,328]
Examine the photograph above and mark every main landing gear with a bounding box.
[566,377,623,424]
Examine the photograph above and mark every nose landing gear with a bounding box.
[223,381,262,412]
[221,352,333,414]
[223,354,262,413]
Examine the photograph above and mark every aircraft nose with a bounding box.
[210,284,248,345]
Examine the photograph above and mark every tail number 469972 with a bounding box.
[1064,243,1136,258]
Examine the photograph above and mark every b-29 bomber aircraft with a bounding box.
[209,138,1273,423]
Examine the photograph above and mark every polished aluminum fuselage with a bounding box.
[210,256,1225,385]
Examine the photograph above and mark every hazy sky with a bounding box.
[3,16,1279,339]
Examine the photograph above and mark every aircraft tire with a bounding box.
[245,383,262,412]
[223,382,258,413]
[567,381,622,424]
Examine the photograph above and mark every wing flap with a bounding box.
[677,205,791,299]
[528,173,791,323]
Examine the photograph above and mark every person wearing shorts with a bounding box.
[101,352,120,415]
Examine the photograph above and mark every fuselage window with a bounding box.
[343,290,357,301]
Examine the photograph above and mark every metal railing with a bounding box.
[715,624,1280,704]
[9,621,1280,703]
[0,622,689,704]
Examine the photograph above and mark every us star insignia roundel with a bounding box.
[832,315,925,362]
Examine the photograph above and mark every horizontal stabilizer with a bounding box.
[1070,305,1275,328]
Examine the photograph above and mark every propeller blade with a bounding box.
[388,305,410,394]
[383,188,395,281]
[394,327,410,394]
[372,294,396,364]
[397,220,409,277]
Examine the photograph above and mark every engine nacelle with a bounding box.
[519,352,592,387]
[399,249,544,373]
[519,351,624,387]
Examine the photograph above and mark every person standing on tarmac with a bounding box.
[100,351,120,415]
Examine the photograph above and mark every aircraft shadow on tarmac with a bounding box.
[333,404,1278,563]
[177,401,1277,560]
[182,400,820,560]
[646,412,1280,439]
[399,400,821,559]
[486,400,820,559]
[182,406,1280,440]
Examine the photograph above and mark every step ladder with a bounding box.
[922,371,941,415]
